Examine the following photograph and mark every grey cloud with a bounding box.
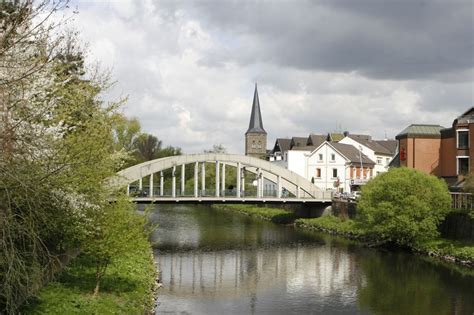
[173,0,473,81]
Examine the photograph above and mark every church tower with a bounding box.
[245,84,267,158]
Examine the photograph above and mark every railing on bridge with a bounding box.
[450,192,474,210]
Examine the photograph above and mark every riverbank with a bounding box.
[296,216,474,267]
[23,229,157,314]
[213,203,474,267]
[211,204,296,223]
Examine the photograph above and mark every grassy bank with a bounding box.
[23,230,157,314]
[296,215,474,267]
[212,204,296,224]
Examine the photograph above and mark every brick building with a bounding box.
[394,108,474,188]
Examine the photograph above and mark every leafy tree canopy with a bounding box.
[357,168,451,247]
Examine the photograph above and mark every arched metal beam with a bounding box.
[111,153,323,198]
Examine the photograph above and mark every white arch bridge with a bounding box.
[110,154,332,203]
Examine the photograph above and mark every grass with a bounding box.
[212,204,296,224]
[295,216,369,240]
[416,238,474,265]
[23,231,157,314]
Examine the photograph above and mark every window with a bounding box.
[316,168,321,178]
[318,154,323,161]
[251,140,256,149]
[377,157,382,165]
[458,130,469,149]
[257,141,262,149]
[331,153,336,161]
[332,168,338,178]
[458,157,469,175]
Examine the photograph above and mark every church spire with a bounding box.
[246,83,266,134]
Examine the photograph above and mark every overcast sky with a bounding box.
[71,0,473,153]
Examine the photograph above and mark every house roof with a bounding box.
[271,138,291,154]
[347,135,395,155]
[396,124,445,139]
[290,137,307,148]
[330,142,375,166]
[376,140,398,154]
[454,107,474,125]
[291,145,317,151]
[246,84,266,134]
[307,134,326,147]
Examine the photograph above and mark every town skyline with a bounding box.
[71,0,473,153]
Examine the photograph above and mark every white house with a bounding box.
[287,141,375,193]
[339,134,398,175]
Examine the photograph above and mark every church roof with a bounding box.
[246,84,266,134]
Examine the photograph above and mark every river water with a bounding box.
[148,205,474,315]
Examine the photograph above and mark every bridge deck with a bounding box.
[133,197,331,204]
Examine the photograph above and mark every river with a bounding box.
[148,204,474,314]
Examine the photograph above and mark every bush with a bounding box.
[357,168,451,247]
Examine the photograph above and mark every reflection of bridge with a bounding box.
[111,153,332,203]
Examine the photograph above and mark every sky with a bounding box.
[70,0,473,153]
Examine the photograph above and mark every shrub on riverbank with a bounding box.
[212,204,296,224]
[23,212,157,314]
[357,168,451,247]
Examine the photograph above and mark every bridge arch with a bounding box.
[111,153,328,200]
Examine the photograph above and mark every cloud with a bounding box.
[72,0,473,154]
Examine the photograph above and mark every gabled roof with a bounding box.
[271,138,291,154]
[330,142,375,166]
[246,84,266,134]
[307,134,326,147]
[291,145,317,151]
[290,137,307,148]
[396,124,445,139]
[375,140,398,155]
[454,107,474,125]
[346,135,395,155]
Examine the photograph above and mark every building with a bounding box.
[245,84,267,158]
[287,141,375,192]
[393,108,474,189]
[339,133,398,175]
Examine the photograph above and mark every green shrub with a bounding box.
[357,168,451,247]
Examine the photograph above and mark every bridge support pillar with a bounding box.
[127,184,130,196]
[139,178,143,191]
[215,161,220,197]
[160,171,164,196]
[194,162,198,197]
[296,185,301,198]
[256,168,261,198]
[181,164,185,196]
[221,163,226,196]
[160,171,165,197]
[201,162,206,196]
[149,173,154,197]
[277,175,281,198]
[242,168,245,197]
[172,166,176,198]
[236,162,241,198]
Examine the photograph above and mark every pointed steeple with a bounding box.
[246,83,266,134]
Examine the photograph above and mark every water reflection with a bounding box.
[150,205,474,315]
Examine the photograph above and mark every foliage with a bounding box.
[23,217,156,314]
[133,133,162,162]
[213,204,296,224]
[0,2,143,312]
[357,168,451,247]
[295,216,368,239]
[204,144,227,154]
[416,238,474,263]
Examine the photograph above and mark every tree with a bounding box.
[112,113,141,153]
[204,144,226,154]
[357,168,451,247]
[133,133,162,162]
